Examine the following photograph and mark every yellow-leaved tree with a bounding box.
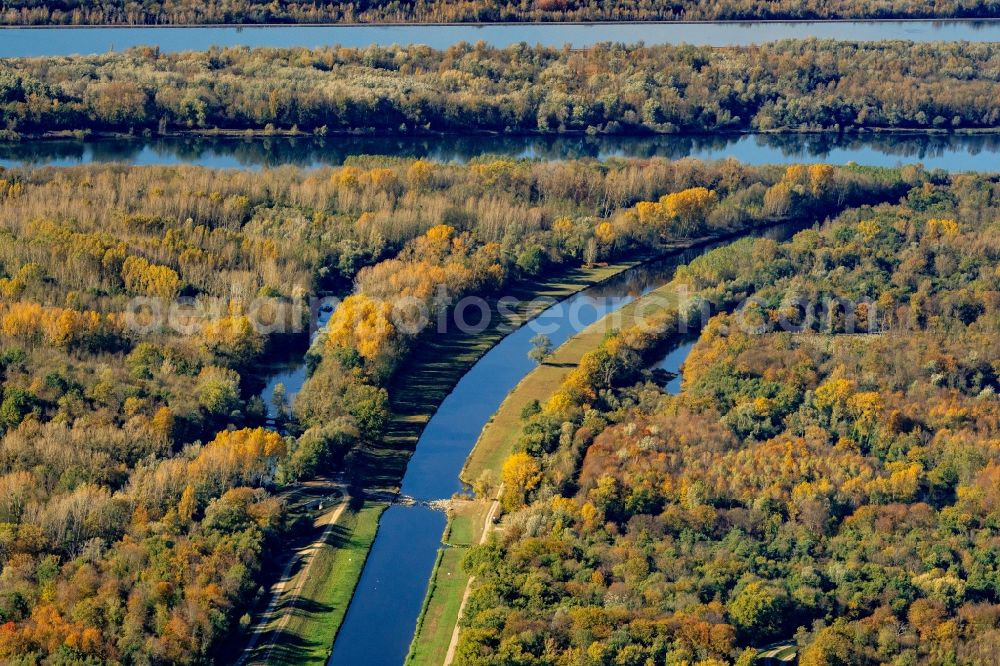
[660,186,718,234]
[121,256,181,299]
[188,427,288,495]
[200,315,265,365]
[325,294,397,367]
[628,187,718,237]
[501,452,542,510]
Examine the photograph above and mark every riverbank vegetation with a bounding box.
[0,158,909,663]
[295,160,911,484]
[463,272,688,495]
[3,40,1000,139]
[455,171,1000,664]
[1,0,997,25]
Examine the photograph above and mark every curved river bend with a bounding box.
[327,221,803,665]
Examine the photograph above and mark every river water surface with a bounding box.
[2,19,1000,56]
[3,20,1000,172]
[3,132,1000,172]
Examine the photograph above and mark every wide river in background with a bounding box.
[3,132,1000,172]
[2,19,1000,56]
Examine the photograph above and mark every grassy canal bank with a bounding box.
[243,500,385,666]
[405,272,689,664]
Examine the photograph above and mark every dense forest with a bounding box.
[457,170,1000,664]
[3,40,1000,139]
[1,0,998,25]
[0,158,911,664]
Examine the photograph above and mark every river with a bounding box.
[2,19,1000,57]
[653,339,697,395]
[4,131,1000,172]
[326,221,803,665]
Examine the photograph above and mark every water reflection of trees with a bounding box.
[3,132,1000,169]
[753,132,1000,160]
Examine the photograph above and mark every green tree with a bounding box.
[528,334,552,366]
[271,383,289,418]
[345,383,390,440]
[195,367,241,418]
[516,245,546,276]
[729,580,789,641]
[0,388,36,431]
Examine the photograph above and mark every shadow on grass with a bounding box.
[275,595,336,618]
[356,304,510,495]
[245,521,361,665]
[253,630,327,665]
